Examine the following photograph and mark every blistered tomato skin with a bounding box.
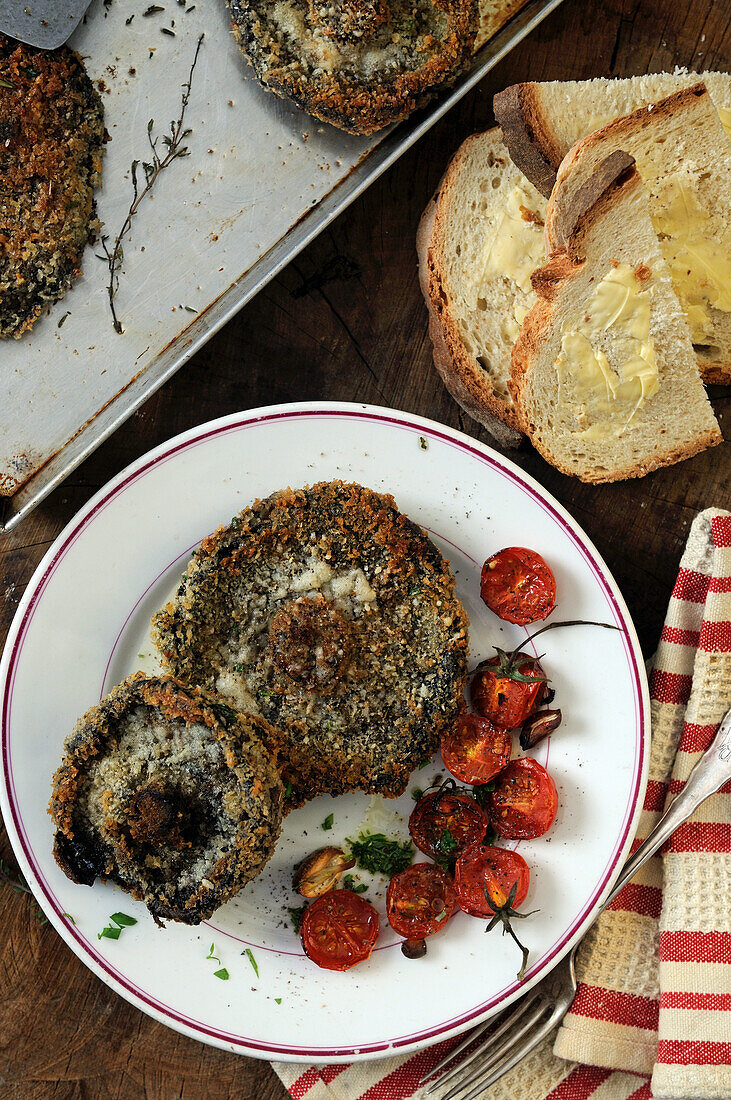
[300,889,380,971]
[454,846,530,917]
[488,758,558,840]
[480,548,556,625]
[409,788,487,862]
[386,863,458,940]
[470,655,547,728]
[441,714,512,785]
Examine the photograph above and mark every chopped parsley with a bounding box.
[411,787,424,801]
[284,781,293,800]
[288,905,307,933]
[274,997,282,1004]
[97,912,137,940]
[472,781,496,809]
[207,943,229,980]
[418,759,430,770]
[342,875,368,894]
[348,832,414,877]
[244,948,259,978]
[321,813,334,831]
[434,828,459,870]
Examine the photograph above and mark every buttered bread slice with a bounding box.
[495,73,731,384]
[544,85,731,384]
[494,70,731,198]
[510,152,721,483]
[417,128,546,443]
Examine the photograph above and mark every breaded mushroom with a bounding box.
[49,675,284,925]
[0,37,105,338]
[153,482,469,806]
[227,0,477,136]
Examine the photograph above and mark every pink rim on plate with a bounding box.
[0,402,650,1062]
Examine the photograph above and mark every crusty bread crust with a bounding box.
[697,361,731,387]
[493,83,565,197]
[550,149,636,255]
[416,131,523,444]
[510,160,722,482]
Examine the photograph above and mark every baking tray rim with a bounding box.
[0,0,565,534]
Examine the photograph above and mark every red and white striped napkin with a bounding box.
[273,508,731,1100]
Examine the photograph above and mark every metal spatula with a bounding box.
[0,0,94,49]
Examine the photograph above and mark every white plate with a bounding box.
[0,402,650,1063]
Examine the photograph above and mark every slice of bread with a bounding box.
[546,85,731,385]
[493,70,731,197]
[496,75,731,384]
[474,0,530,51]
[510,151,722,483]
[417,128,546,444]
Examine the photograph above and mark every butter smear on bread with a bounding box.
[475,184,545,340]
[555,263,658,440]
[652,171,731,342]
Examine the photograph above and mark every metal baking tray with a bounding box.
[0,0,564,533]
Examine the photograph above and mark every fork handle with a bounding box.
[604,706,731,909]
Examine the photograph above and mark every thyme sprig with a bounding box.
[484,880,538,981]
[506,619,621,667]
[100,33,204,333]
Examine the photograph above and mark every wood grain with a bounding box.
[0,0,728,1095]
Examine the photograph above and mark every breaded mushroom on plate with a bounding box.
[49,674,284,925]
[153,482,469,806]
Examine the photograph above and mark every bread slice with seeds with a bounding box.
[510,151,722,483]
[417,128,546,444]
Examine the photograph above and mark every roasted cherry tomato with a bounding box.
[386,863,458,939]
[454,845,530,917]
[470,653,547,728]
[487,757,558,839]
[409,786,487,863]
[480,548,556,625]
[300,889,380,971]
[441,714,512,785]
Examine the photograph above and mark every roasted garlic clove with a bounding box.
[293,847,355,898]
[519,708,562,750]
[401,938,427,960]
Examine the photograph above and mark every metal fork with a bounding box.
[421,706,731,1100]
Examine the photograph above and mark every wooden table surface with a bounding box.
[1,0,729,1095]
